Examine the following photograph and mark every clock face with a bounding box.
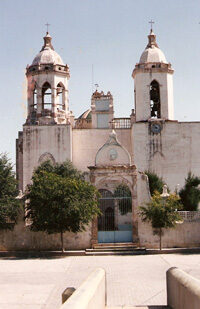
[109,149,118,161]
[151,123,162,134]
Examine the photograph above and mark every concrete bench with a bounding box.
[167,267,200,309]
[60,267,106,309]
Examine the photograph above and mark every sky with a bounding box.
[1,0,200,164]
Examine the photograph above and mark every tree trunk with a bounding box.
[60,231,64,252]
[159,228,162,251]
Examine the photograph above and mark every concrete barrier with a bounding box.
[60,268,106,309]
[167,267,200,309]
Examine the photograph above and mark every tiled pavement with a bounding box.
[0,253,200,308]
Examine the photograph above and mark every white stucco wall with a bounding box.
[139,219,200,249]
[72,129,132,171]
[132,121,200,191]
[0,215,91,251]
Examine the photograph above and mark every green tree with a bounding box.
[179,172,200,211]
[25,160,100,252]
[139,191,182,250]
[0,154,21,230]
[145,171,165,196]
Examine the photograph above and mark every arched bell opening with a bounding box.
[29,84,37,122]
[150,80,161,118]
[31,86,37,111]
[33,87,37,108]
[57,82,65,111]
[42,82,52,113]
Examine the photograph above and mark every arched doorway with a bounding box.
[98,185,133,243]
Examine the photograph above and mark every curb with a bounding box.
[0,247,200,258]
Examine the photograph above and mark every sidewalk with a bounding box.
[0,254,199,308]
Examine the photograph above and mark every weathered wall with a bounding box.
[1,216,200,250]
[134,72,174,122]
[72,128,132,171]
[132,121,200,191]
[22,124,72,191]
[138,219,200,248]
[0,215,91,251]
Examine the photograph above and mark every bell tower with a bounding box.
[17,31,73,191]
[26,32,70,125]
[132,29,174,122]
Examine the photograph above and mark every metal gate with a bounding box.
[98,187,132,243]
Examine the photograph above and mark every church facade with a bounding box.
[16,29,200,247]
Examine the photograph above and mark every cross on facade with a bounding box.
[149,19,155,31]
[45,22,50,33]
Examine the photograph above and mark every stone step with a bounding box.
[86,247,145,252]
[93,242,139,249]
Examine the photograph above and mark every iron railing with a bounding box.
[111,118,131,129]
[177,211,200,222]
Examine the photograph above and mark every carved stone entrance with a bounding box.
[88,165,138,246]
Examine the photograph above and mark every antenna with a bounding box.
[92,64,94,93]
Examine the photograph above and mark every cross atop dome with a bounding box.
[45,22,50,34]
[149,19,154,32]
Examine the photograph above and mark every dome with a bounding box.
[31,32,64,66]
[32,49,64,66]
[78,109,91,120]
[139,46,167,63]
[139,30,167,64]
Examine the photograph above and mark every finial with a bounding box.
[45,22,50,34]
[146,20,158,48]
[161,185,170,198]
[95,83,99,91]
[41,24,54,51]
[149,19,154,33]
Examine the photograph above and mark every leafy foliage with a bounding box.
[139,191,182,250]
[34,160,83,180]
[179,172,200,211]
[139,192,182,229]
[145,171,165,196]
[114,184,132,215]
[0,154,21,230]
[25,160,100,251]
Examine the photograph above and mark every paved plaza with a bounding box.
[0,253,200,308]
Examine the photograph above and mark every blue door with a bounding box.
[98,187,133,243]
